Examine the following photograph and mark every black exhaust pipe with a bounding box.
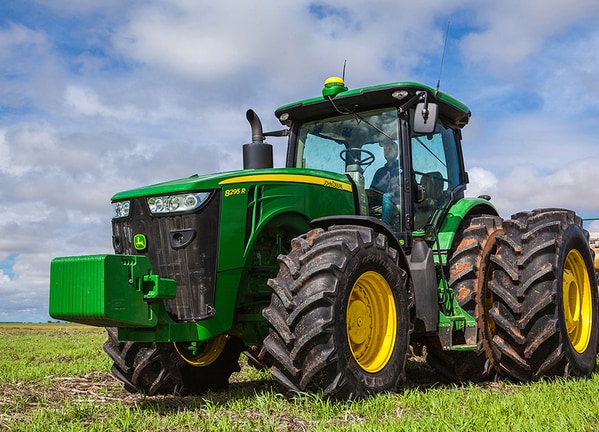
[243,109,273,169]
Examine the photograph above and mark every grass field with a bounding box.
[1,325,598,431]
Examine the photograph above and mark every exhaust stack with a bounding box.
[243,109,273,169]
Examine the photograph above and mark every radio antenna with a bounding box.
[436,21,450,94]
[342,59,347,81]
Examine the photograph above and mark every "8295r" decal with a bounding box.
[224,187,246,197]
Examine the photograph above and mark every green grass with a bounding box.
[1,325,599,431]
[0,326,112,382]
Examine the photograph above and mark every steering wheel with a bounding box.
[340,148,376,168]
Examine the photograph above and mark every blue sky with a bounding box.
[1,0,599,322]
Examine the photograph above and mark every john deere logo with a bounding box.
[133,234,147,251]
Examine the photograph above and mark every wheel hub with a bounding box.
[346,271,396,373]
[173,334,228,367]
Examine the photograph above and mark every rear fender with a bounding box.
[436,198,498,254]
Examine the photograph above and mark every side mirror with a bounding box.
[413,102,438,134]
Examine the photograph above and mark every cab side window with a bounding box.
[412,124,460,229]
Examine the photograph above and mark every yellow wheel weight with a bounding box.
[346,271,397,373]
[562,249,593,353]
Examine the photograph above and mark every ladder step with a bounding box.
[450,344,477,352]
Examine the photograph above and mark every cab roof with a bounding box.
[275,81,471,129]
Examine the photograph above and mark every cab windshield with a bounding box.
[296,108,402,230]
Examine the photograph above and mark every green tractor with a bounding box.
[49,77,598,399]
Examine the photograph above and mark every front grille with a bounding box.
[112,193,221,322]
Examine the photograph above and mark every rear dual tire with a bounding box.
[489,209,598,381]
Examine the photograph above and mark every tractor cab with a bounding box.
[277,77,471,238]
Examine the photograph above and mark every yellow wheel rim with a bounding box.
[173,334,228,367]
[562,249,592,353]
[346,271,397,373]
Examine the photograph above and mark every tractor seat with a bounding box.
[414,171,445,229]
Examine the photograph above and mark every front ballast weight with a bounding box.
[49,254,176,328]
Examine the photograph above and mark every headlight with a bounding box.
[147,192,210,214]
[112,200,130,218]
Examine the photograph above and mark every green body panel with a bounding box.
[435,197,498,257]
[431,197,497,351]
[219,171,356,343]
[215,168,355,271]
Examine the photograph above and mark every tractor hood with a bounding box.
[111,167,353,201]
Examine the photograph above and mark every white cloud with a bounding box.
[112,1,471,99]
[459,0,599,77]
[114,2,309,82]
[588,221,599,233]
[64,85,140,119]
[0,270,10,286]
[464,167,498,200]
[496,159,599,216]
[536,29,599,116]
[0,22,47,55]
[0,252,63,323]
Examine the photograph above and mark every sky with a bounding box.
[1,0,599,322]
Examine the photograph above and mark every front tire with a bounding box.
[262,225,412,399]
[489,209,598,381]
[103,329,244,395]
